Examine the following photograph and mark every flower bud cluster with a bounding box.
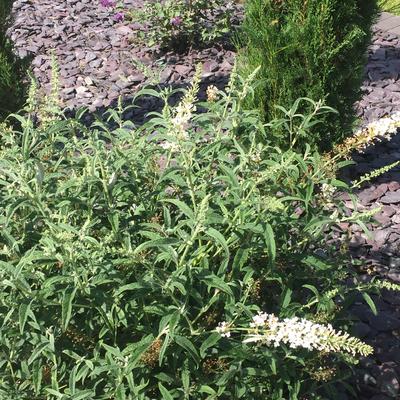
[319,183,336,210]
[162,66,202,152]
[206,85,219,102]
[373,279,400,292]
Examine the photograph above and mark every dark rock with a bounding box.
[352,321,372,338]
[388,182,400,192]
[359,187,386,204]
[373,229,391,247]
[203,60,219,73]
[389,257,400,269]
[175,64,193,76]
[368,313,400,332]
[382,205,396,217]
[387,271,400,283]
[374,212,391,226]
[377,368,399,397]
[380,191,400,204]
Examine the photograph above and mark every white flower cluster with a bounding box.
[216,312,373,357]
[206,85,219,102]
[246,312,373,356]
[320,183,336,210]
[354,111,400,149]
[246,312,329,351]
[216,321,231,337]
[160,96,195,152]
[161,66,202,152]
[172,101,196,139]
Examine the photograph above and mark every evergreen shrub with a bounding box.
[237,0,379,150]
[0,68,394,399]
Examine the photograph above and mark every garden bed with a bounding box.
[2,1,400,399]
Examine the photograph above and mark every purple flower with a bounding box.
[100,0,115,7]
[113,11,125,22]
[170,16,183,26]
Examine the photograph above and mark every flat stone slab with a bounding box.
[376,15,400,31]
[377,12,400,36]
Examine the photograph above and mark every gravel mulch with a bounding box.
[7,0,237,114]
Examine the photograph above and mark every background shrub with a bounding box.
[127,0,232,51]
[237,0,379,150]
[380,0,400,14]
[0,70,381,399]
[0,0,27,119]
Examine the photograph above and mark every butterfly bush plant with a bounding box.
[127,0,233,51]
[99,0,232,51]
[0,66,398,399]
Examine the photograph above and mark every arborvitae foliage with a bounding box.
[237,0,379,150]
[0,0,27,118]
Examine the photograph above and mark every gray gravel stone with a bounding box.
[380,191,400,204]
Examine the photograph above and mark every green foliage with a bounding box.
[128,0,232,51]
[0,0,27,119]
[0,70,380,399]
[237,0,379,150]
[380,0,400,14]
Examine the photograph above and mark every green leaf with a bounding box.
[282,288,292,309]
[71,391,94,400]
[268,357,277,375]
[219,164,239,190]
[158,383,174,400]
[302,255,331,271]
[174,336,200,364]
[205,228,230,257]
[155,372,174,383]
[102,343,121,358]
[115,383,126,400]
[232,248,250,273]
[115,282,151,296]
[28,342,49,365]
[182,368,190,392]
[200,333,221,358]
[302,284,320,298]
[136,88,163,98]
[160,199,194,219]
[356,219,373,240]
[19,301,31,334]
[134,237,180,255]
[199,385,217,395]
[62,287,77,331]
[32,361,43,394]
[264,223,276,264]
[159,333,170,366]
[69,365,77,394]
[45,389,64,398]
[200,274,233,296]
[362,292,377,316]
